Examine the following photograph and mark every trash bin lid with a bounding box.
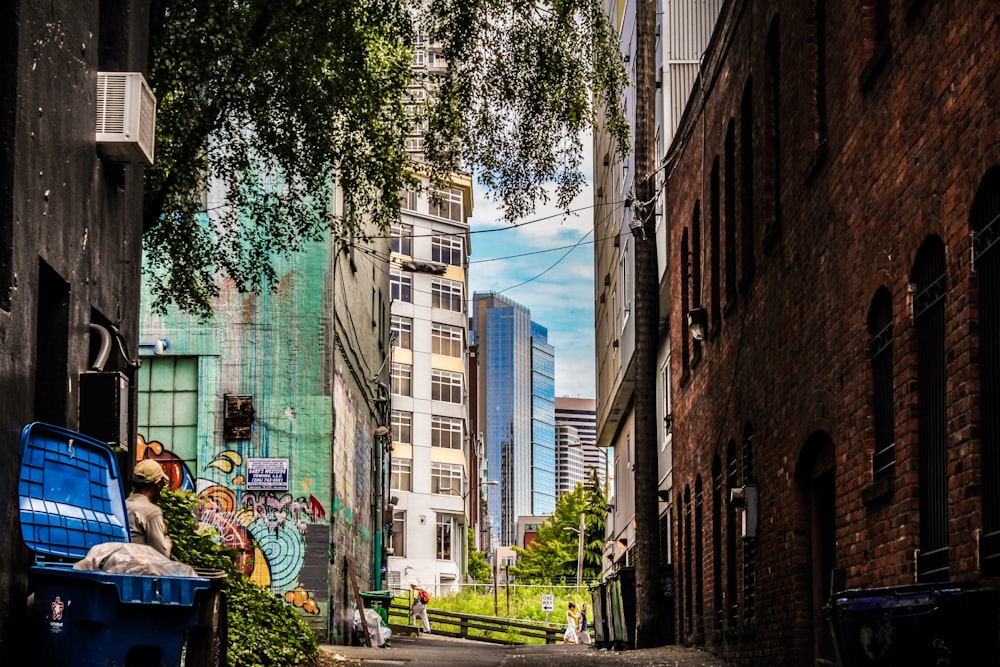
[18,422,129,561]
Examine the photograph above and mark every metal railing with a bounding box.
[387,602,563,644]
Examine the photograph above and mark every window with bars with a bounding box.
[712,457,724,627]
[431,462,463,495]
[432,322,464,357]
[390,268,412,303]
[742,426,756,622]
[973,166,1000,570]
[391,410,412,444]
[391,458,412,491]
[391,363,412,397]
[431,369,463,403]
[695,476,705,635]
[431,415,463,449]
[391,222,413,256]
[432,234,464,266]
[436,513,455,560]
[431,278,464,312]
[430,187,463,222]
[391,315,412,350]
[389,510,406,557]
[683,485,693,636]
[726,440,739,627]
[912,237,949,582]
[868,288,894,481]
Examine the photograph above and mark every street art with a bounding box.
[136,434,326,614]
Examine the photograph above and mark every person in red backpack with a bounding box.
[409,581,431,633]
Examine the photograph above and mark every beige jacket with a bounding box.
[125,494,173,558]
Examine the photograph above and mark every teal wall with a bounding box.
[139,235,384,642]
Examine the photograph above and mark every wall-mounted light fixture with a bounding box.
[688,308,708,340]
[374,425,390,437]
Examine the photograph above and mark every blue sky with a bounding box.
[466,156,596,398]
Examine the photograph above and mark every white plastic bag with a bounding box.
[73,542,197,577]
[353,607,391,647]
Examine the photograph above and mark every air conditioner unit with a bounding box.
[96,72,157,165]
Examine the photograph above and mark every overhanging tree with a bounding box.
[145,0,629,316]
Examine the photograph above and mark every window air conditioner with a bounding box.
[96,72,157,165]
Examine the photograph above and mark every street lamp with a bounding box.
[563,511,585,586]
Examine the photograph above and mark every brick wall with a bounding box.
[665,1,1000,664]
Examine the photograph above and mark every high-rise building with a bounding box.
[471,292,556,546]
[384,31,476,595]
[555,397,606,497]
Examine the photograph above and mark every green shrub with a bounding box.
[160,490,318,667]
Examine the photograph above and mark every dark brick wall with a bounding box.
[665,1,1000,664]
[0,1,149,658]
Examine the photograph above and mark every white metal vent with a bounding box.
[96,72,157,165]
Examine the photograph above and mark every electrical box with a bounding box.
[79,371,130,451]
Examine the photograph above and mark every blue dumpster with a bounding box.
[19,423,213,667]
[827,583,999,667]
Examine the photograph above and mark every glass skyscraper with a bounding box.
[472,292,556,546]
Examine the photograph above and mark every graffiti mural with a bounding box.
[136,434,327,615]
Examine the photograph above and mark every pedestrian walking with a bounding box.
[578,602,591,644]
[409,581,431,633]
[562,601,579,644]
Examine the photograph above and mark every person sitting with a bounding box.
[126,459,172,558]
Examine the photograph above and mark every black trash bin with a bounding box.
[589,582,608,648]
[19,423,216,667]
[827,583,999,667]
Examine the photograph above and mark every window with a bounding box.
[137,356,199,458]
[868,288,894,480]
[430,187,463,222]
[431,369,463,403]
[431,415,463,449]
[391,363,412,397]
[391,315,412,350]
[389,510,405,557]
[432,322,463,357]
[391,222,413,256]
[432,234,464,266]
[432,462,463,495]
[390,268,412,303]
[620,239,631,327]
[391,458,412,491]
[740,81,755,291]
[973,166,1000,570]
[724,121,737,307]
[710,156,721,334]
[436,514,454,560]
[391,410,412,444]
[431,278,463,312]
[912,236,948,582]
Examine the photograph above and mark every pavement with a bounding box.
[318,635,733,667]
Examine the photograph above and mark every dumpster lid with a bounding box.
[18,422,129,561]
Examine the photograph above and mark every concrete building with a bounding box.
[555,397,606,497]
[385,172,475,596]
[471,292,556,547]
[664,1,1000,665]
[137,179,392,643]
[0,0,152,655]
[593,0,722,576]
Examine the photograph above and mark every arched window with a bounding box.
[912,236,948,581]
[742,424,756,622]
[712,456,724,628]
[724,121,737,308]
[692,202,703,365]
[725,440,739,626]
[695,475,705,635]
[739,80,755,291]
[710,158,722,335]
[868,287,895,480]
[972,166,1000,570]
[681,228,691,381]
[683,485,693,635]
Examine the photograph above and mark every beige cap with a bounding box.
[134,459,167,485]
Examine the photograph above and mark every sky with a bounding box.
[466,152,597,398]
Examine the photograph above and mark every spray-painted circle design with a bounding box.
[246,516,304,590]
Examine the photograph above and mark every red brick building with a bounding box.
[665,1,1000,665]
